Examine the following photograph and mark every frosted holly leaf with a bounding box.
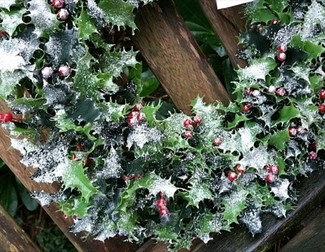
[240,208,262,236]
[0,39,26,72]
[98,0,137,33]
[31,191,60,207]
[183,180,213,208]
[0,70,26,98]
[147,173,179,198]
[271,179,290,201]
[271,201,287,218]
[222,190,248,224]
[86,0,106,27]
[27,0,58,36]
[77,5,98,40]
[0,8,25,36]
[219,128,255,154]
[102,102,127,122]
[238,147,274,173]
[102,49,139,78]
[45,28,84,67]
[273,24,301,48]
[126,124,162,149]
[300,0,325,40]
[0,0,17,10]
[94,219,118,241]
[71,216,94,234]
[237,56,277,82]
[96,147,123,179]
[197,213,223,244]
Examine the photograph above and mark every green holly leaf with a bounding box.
[76,6,98,40]
[269,128,290,150]
[309,74,323,92]
[61,160,97,203]
[99,0,136,32]
[141,102,161,127]
[222,190,248,224]
[275,103,301,125]
[27,0,58,36]
[59,195,89,217]
[0,7,25,36]
[291,35,325,60]
[154,225,179,243]
[183,180,213,208]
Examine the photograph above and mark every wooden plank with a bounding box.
[0,99,139,252]
[280,207,325,252]
[199,0,247,68]
[134,0,230,114]
[0,204,40,252]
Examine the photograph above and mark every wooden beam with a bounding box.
[0,204,40,252]
[134,0,230,114]
[0,99,139,252]
[199,0,247,68]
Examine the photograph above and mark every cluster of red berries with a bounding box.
[0,112,21,123]
[288,126,305,138]
[127,104,146,126]
[182,115,201,139]
[319,89,325,114]
[156,192,169,216]
[277,43,287,62]
[41,65,71,79]
[51,0,69,21]
[227,164,246,182]
[264,164,279,183]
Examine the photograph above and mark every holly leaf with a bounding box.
[222,190,248,224]
[59,195,89,217]
[76,6,98,40]
[0,7,25,36]
[27,0,58,36]
[183,180,213,208]
[61,160,97,203]
[99,0,136,32]
[275,104,300,125]
[269,128,290,150]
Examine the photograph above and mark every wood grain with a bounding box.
[134,0,230,114]
[0,99,139,252]
[199,0,247,68]
[0,204,40,252]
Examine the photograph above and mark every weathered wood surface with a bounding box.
[280,206,325,252]
[136,169,325,252]
[134,0,230,114]
[0,99,138,252]
[199,0,247,68]
[0,204,40,252]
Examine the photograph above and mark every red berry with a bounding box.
[309,151,317,160]
[183,118,193,130]
[0,112,13,123]
[213,137,222,147]
[192,115,201,126]
[272,19,280,25]
[127,111,139,126]
[59,65,71,77]
[266,173,275,183]
[278,44,288,53]
[288,127,297,137]
[320,89,325,100]
[52,0,65,9]
[137,112,146,122]
[133,103,143,111]
[157,198,166,209]
[309,142,317,150]
[235,164,246,174]
[183,131,192,140]
[159,208,169,216]
[227,171,238,182]
[41,66,54,79]
[241,102,252,113]
[276,87,286,97]
[57,8,69,20]
[277,52,286,62]
[268,164,279,175]
[319,104,325,114]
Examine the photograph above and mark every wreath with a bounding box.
[0,0,324,250]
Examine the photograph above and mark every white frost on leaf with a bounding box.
[126,124,162,149]
[0,0,16,10]
[271,179,290,200]
[300,0,325,40]
[239,147,274,171]
[0,39,26,72]
[148,174,179,198]
[240,208,262,236]
[98,147,123,179]
[238,57,276,81]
